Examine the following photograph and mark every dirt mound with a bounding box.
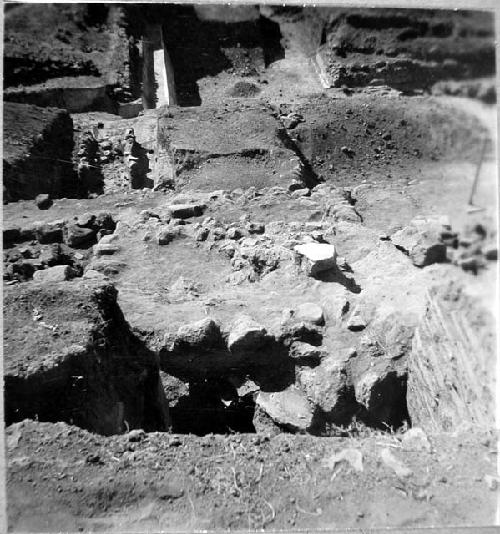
[226,81,262,98]
[279,94,489,185]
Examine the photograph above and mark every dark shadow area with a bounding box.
[258,15,285,66]
[170,378,256,435]
[355,372,411,430]
[315,268,362,293]
[154,6,283,106]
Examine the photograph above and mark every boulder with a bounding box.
[297,356,352,423]
[35,193,52,210]
[227,314,268,353]
[294,243,337,276]
[294,302,325,325]
[391,220,448,267]
[65,225,96,248]
[32,264,73,282]
[35,222,64,244]
[254,386,316,433]
[174,318,223,350]
[167,203,206,219]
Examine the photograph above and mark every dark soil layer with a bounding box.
[3,102,76,201]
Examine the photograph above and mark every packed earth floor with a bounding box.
[2,4,499,532]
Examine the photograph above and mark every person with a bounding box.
[123,128,149,189]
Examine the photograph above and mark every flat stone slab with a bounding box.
[294,243,337,276]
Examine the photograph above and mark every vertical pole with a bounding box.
[468,137,488,206]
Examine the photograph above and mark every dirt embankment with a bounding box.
[3,102,76,201]
[308,8,495,91]
[4,280,169,435]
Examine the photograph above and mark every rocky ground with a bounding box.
[2,4,499,533]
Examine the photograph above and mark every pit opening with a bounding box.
[170,378,257,435]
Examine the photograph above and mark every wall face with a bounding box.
[407,284,496,431]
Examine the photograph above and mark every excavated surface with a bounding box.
[2,4,498,532]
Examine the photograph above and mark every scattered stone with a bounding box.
[33,265,73,282]
[341,146,355,157]
[282,113,304,129]
[157,227,176,245]
[35,193,52,210]
[93,243,120,257]
[291,188,310,199]
[87,259,126,276]
[323,448,363,472]
[380,448,413,478]
[77,213,96,228]
[39,243,70,266]
[168,204,206,219]
[347,308,366,331]
[484,245,498,260]
[98,234,118,245]
[279,321,323,347]
[227,314,268,353]
[391,220,448,267]
[246,222,265,235]
[195,227,210,241]
[82,269,108,281]
[294,243,337,277]
[254,386,316,433]
[289,341,324,366]
[401,427,431,451]
[457,255,486,274]
[294,303,325,325]
[127,429,145,442]
[226,227,242,240]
